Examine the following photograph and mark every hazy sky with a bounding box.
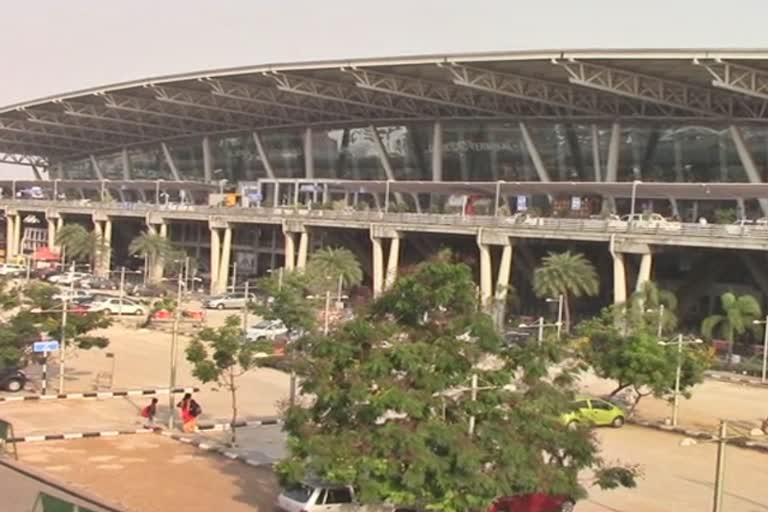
[3,0,768,176]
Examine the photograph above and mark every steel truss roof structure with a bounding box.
[6,49,768,166]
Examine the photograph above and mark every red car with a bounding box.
[489,493,574,512]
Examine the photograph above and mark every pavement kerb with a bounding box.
[628,418,768,454]
[157,427,279,469]
[703,371,768,389]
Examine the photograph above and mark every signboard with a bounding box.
[570,196,582,210]
[33,341,59,353]
[516,195,528,211]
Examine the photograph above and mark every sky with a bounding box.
[4,0,768,176]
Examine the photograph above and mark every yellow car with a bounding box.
[561,396,626,428]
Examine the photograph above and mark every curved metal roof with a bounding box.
[5,48,768,166]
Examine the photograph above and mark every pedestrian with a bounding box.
[177,393,202,433]
[140,398,158,428]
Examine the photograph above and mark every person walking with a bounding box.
[177,393,201,433]
[140,398,158,428]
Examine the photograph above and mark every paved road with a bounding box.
[0,460,119,512]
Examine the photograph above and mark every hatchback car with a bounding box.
[0,367,27,392]
[277,482,370,512]
[245,319,288,341]
[87,297,145,316]
[0,263,26,276]
[48,272,90,285]
[561,396,625,428]
[203,292,255,310]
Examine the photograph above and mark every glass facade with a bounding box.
[59,122,768,185]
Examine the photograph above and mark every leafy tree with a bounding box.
[701,292,762,357]
[186,315,261,445]
[55,224,103,269]
[128,232,176,284]
[577,308,710,412]
[533,251,599,332]
[278,255,637,511]
[305,247,363,296]
[626,281,678,335]
[253,271,317,335]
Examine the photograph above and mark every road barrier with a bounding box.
[0,387,199,403]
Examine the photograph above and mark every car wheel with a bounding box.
[612,416,625,428]
[5,378,23,392]
[559,500,575,512]
[216,303,225,310]
[134,309,144,316]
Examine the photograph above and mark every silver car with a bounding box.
[203,292,256,310]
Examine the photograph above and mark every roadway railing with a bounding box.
[4,199,768,246]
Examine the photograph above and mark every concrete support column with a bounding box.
[371,236,384,298]
[13,213,22,258]
[102,220,112,278]
[209,228,221,295]
[384,235,401,290]
[5,214,15,259]
[216,227,232,295]
[55,217,63,251]
[612,252,627,305]
[494,243,514,327]
[304,127,314,179]
[284,232,296,272]
[202,136,213,183]
[46,217,57,250]
[148,222,167,284]
[296,231,309,270]
[636,252,653,292]
[431,121,443,181]
[478,242,493,309]
[93,220,104,277]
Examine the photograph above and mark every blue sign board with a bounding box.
[33,341,59,353]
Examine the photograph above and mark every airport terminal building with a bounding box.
[3,49,768,323]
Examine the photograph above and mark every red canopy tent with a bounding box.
[33,246,60,262]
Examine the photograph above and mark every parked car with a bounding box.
[0,263,26,276]
[32,267,61,280]
[48,272,90,285]
[0,367,27,392]
[245,319,288,341]
[615,213,681,231]
[489,494,574,512]
[87,297,145,316]
[79,276,118,290]
[561,396,625,429]
[53,289,92,302]
[277,482,390,512]
[71,293,113,306]
[203,292,256,310]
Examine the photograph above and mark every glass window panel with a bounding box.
[211,135,267,182]
[128,147,172,180]
[260,130,304,178]
[168,140,205,181]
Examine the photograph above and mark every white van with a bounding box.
[276,482,397,512]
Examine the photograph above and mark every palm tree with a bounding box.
[305,247,363,296]
[701,292,762,357]
[55,224,102,269]
[627,281,678,335]
[129,232,174,284]
[533,250,599,332]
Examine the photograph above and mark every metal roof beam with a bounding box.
[0,119,110,145]
[553,58,768,119]
[150,85,297,125]
[62,101,194,135]
[24,113,152,142]
[266,72,420,117]
[443,63,604,114]
[696,58,768,103]
[0,153,48,167]
[344,67,503,116]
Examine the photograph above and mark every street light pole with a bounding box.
[657,303,665,337]
[761,315,768,384]
[712,420,727,512]
[556,295,563,340]
[672,334,683,427]
[468,373,478,436]
[58,263,75,394]
[168,271,183,430]
[629,179,641,224]
[537,316,544,344]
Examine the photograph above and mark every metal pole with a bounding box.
[323,291,331,335]
[337,274,343,303]
[494,181,501,217]
[231,262,237,293]
[384,180,391,213]
[242,281,250,330]
[118,266,125,317]
[657,304,665,337]
[278,267,284,291]
[672,333,682,427]
[712,420,727,512]
[630,180,640,221]
[42,351,48,395]
[58,264,74,394]
[762,314,768,383]
[537,316,544,344]
[556,295,563,340]
[468,373,478,436]
[168,272,183,430]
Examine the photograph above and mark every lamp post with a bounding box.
[752,316,768,383]
[546,295,564,340]
[167,266,184,430]
[658,334,703,427]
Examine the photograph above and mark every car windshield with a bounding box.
[251,321,275,329]
[282,484,314,503]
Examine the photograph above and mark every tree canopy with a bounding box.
[305,247,363,296]
[701,292,762,353]
[278,254,636,511]
[533,251,599,331]
[55,224,102,267]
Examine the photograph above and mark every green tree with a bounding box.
[533,251,599,332]
[185,315,261,445]
[577,308,710,412]
[55,224,103,269]
[128,232,175,284]
[278,255,636,511]
[305,247,363,296]
[701,292,762,357]
[254,271,317,335]
[626,281,678,335]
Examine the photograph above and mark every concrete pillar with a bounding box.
[93,220,104,277]
[102,220,112,278]
[431,121,443,181]
[13,214,22,258]
[494,243,514,327]
[5,214,15,259]
[384,236,400,290]
[612,252,627,305]
[636,252,653,292]
[296,231,309,270]
[202,136,213,183]
[304,127,314,179]
[217,226,232,294]
[149,222,167,284]
[210,228,221,295]
[478,242,493,309]
[284,232,296,272]
[371,236,384,297]
[46,218,56,250]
